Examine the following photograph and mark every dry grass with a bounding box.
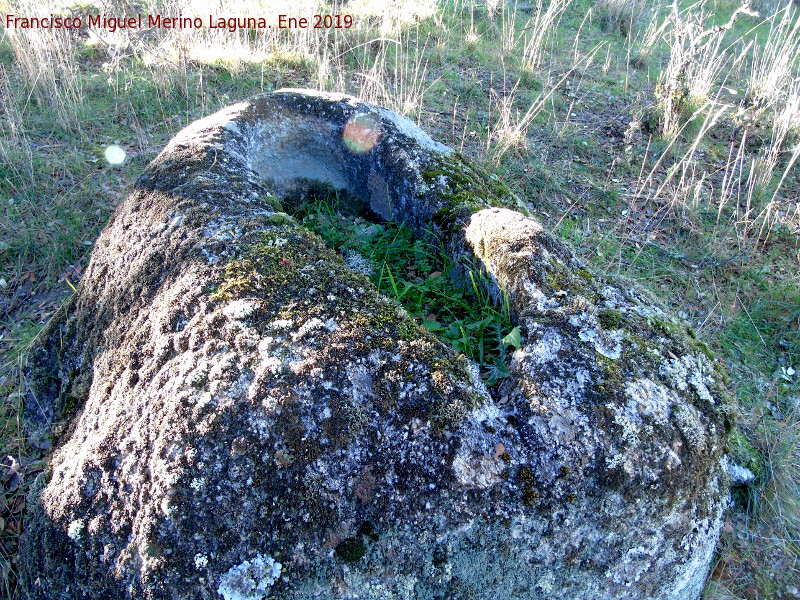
[521,0,574,70]
[748,3,800,109]
[488,44,604,163]
[351,31,437,118]
[628,0,799,249]
[654,2,745,139]
[2,4,84,132]
[595,0,648,37]
[0,65,33,186]
[762,403,800,542]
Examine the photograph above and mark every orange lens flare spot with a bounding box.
[343,114,380,154]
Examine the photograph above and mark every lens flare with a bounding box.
[343,114,380,154]
[104,145,126,165]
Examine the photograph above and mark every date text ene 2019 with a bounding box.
[3,13,354,31]
[278,14,353,29]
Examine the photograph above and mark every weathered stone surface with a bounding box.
[22,90,733,600]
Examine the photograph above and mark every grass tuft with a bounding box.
[293,190,516,386]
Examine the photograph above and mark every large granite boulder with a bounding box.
[21,90,733,600]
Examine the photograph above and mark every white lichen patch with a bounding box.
[223,120,242,135]
[569,313,623,360]
[265,236,288,247]
[187,365,210,387]
[599,285,625,307]
[251,337,285,385]
[689,371,714,403]
[268,319,293,330]
[376,101,451,152]
[605,452,628,472]
[452,450,504,489]
[203,218,244,242]
[623,379,674,426]
[223,300,259,320]
[664,448,683,471]
[673,403,708,450]
[606,545,657,586]
[291,318,326,341]
[217,554,282,600]
[607,405,643,446]
[522,282,560,311]
[340,573,419,600]
[195,553,209,569]
[536,571,556,593]
[67,519,85,541]
[343,250,373,276]
[168,213,184,229]
[468,399,503,424]
[523,328,562,364]
[207,351,238,383]
[721,455,756,486]
[462,360,492,407]
[661,355,716,403]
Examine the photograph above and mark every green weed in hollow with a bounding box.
[293,190,517,386]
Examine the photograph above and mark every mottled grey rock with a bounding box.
[22,90,733,600]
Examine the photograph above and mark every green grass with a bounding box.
[293,192,519,386]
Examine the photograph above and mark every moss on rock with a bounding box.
[335,538,367,563]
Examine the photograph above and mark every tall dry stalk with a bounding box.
[0,65,33,185]
[656,1,748,138]
[500,0,523,53]
[748,2,800,109]
[488,44,604,163]
[3,6,84,132]
[351,29,435,120]
[595,0,648,37]
[630,8,669,64]
[521,0,574,71]
[761,403,800,542]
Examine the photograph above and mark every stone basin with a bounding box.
[21,90,732,600]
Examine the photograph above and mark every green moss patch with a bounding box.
[424,152,529,233]
[335,538,366,563]
[598,309,623,329]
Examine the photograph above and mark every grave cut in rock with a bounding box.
[22,90,733,600]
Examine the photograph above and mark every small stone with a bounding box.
[493,443,505,459]
[723,459,756,486]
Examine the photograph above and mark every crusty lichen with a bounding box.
[217,554,282,600]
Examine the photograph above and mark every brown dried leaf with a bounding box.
[711,563,726,581]
[493,443,506,460]
[5,517,20,535]
[723,520,733,534]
